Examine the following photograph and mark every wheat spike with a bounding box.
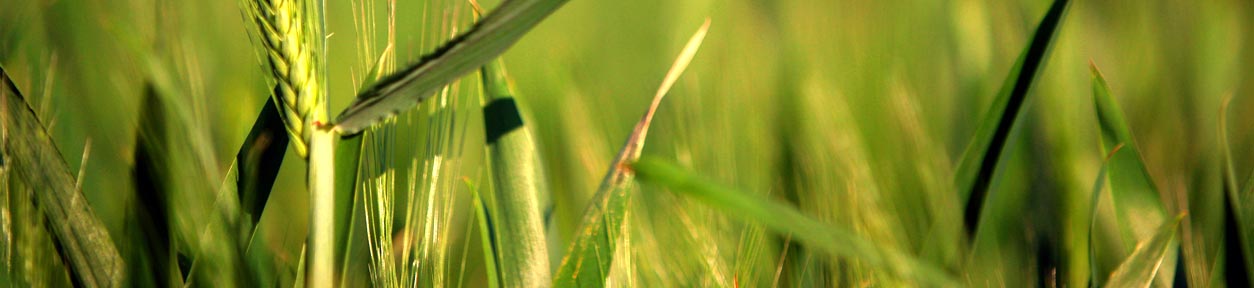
[244,0,325,157]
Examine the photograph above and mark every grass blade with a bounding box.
[630,157,957,286]
[1104,213,1186,288]
[333,0,570,134]
[1087,143,1123,287]
[466,179,502,288]
[1220,95,1253,285]
[954,0,1071,236]
[128,84,178,287]
[1088,62,1172,285]
[478,58,551,285]
[0,65,123,287]
[552,19,709,287]
[145,60,257,285]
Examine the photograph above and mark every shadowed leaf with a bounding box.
[1220,95,1253,286]
[237,96,290,225]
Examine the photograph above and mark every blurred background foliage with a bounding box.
[1,0,1253,286]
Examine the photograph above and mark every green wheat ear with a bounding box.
[243,0,325,157]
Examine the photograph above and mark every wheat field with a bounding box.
[1,0,1253,287]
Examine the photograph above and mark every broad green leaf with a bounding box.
[334,0,571,134]
[0,65,123,287]
[630,157,957,286]
[954,0,1070,236]
[1089,62,1173,285]
[332,134,363,283]
[1104,213,1185,288]
[553,20,709,287]
[478,58,551,286]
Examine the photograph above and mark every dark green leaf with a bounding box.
[954,0,1071,237]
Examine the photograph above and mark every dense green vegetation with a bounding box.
[1,0,1252,286]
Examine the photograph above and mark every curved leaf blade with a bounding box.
[1088,62,1172,285]
[954,0,1071,236]
[0,65,123,287]
[631,157,957,286]
[553,20,709,287]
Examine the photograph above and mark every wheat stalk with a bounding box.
[243,0,326,157]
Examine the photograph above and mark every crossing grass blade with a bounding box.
[1088,62,1173,286]
[333,0,570,134]
[954,0,1070,237]
[0,65,123,287]
[1104,213,1186,288]
[552,19,709,287]
[630,157,958,286]
[478,58,551,286]
[1087,144,1122,287]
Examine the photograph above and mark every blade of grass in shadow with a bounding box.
[1104,213,1186,287]
[1088,62,1172,285]
[1220,95,1253,286]
[630,157,958,286]
[233,97,304,287]
[333,0,570,134]
[954,0,1071,237]
[128,84,179,287]
[478,57,551,286]
[236,96,290,226]
[0,65,123,287]
[552,19,709,287]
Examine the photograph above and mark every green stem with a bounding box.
[480,59,551,287]
[308,127,336,287]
